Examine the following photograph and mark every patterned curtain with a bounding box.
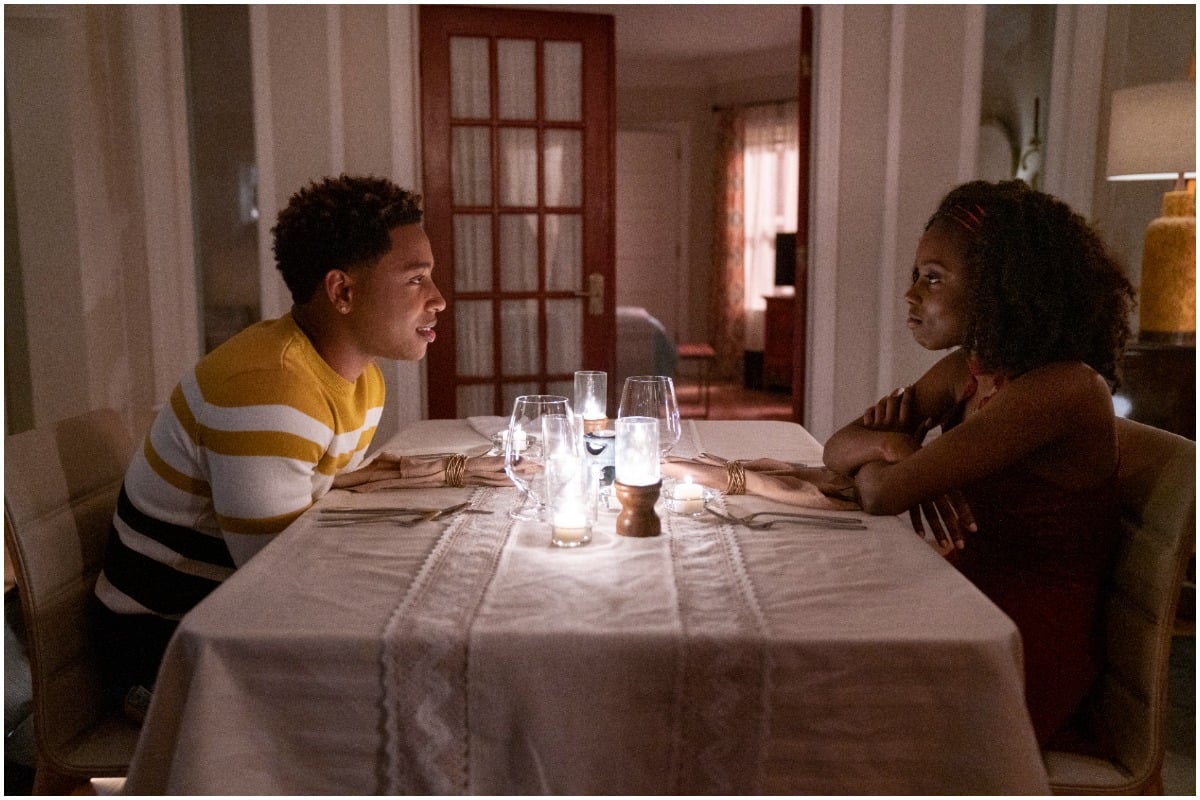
[709,108,745,381]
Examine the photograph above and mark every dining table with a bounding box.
[121,418,1050,794]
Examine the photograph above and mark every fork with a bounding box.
[705,506,867,530]
[705,507,775,529]
[737,510,864,526]
[317,502,471,528]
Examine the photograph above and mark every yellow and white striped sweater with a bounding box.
[96,314,384,619]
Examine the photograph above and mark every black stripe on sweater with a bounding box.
[101,523,224,617]
[115,485,236,568]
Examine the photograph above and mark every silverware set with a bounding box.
[704,506,866,531]
[316,502,491,528]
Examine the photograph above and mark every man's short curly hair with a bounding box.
[927,180,1135,386]
[272,175,423,304]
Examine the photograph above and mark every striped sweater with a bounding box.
[96,314,384,619]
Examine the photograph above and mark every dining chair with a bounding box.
[4,408,145,794]
[1042,417,1195,795]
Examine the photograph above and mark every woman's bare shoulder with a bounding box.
[1012,361,1113,406]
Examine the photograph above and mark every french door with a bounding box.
[419,5,616,418]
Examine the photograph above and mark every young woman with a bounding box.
[823,180,1136,749]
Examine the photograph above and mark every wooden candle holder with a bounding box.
[613,480,662,537]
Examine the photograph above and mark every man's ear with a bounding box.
[323,269,354,313]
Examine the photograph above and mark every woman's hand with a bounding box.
[908,491,976,552]
[862,386,937,443]
[862,386,913,431]
[853,457,976,551]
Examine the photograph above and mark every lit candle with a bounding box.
[671,477,705,515]
[615,416,660,486]
[582,400,605,421]
[574,371,608,421]
[494,428,529,453]
[551,509,591,546]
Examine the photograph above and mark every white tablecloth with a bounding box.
[123,420,1049,794]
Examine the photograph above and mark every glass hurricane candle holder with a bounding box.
[543,413,595,547]
[613,416,661,537]
[574,370,608,433]
[614,416,660,486]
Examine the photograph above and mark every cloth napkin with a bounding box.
[468,416,510,440]
[662,455,859,510]
[336,453,512,492]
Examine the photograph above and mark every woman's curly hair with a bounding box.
[272,175,423,304]
[927,180,1135,387]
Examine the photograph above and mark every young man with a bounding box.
[94,175,505,713]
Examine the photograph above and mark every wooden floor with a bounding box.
[677,379,795,422]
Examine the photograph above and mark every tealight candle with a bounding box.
[671,477,705,515]
[551,509,591,547]
[493,428,529,453]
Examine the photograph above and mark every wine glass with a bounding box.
[503,394,573,520]
[617,375,682,457]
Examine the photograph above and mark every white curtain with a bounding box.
[742,101,799,320]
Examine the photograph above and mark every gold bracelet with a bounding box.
[725,460,746,495]
[445,454,467,488]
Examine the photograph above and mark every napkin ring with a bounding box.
[444,454,467,488]
[725,460,746,495]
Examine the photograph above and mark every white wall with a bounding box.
[4,5,197,434]
[807,5,985,443]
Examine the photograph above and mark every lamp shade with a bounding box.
[1106,81,1196,180]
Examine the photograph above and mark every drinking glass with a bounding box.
[504,394,573,520]
[617,375,681,457]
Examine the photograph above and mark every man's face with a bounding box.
[346,224,446,362]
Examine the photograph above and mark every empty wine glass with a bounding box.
[617,375,682,457]
[504,394,573,520]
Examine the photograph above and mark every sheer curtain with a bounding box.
[710,109,745,380]
[742,101,799,322]
[711,101,799,373]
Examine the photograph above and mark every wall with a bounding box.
[808,5,985,443]
[4,5,197,434]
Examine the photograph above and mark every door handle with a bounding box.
[574,272,604,316]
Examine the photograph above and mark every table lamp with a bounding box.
[1106,80,1196,344]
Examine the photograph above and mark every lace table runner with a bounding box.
[381,421,772,793]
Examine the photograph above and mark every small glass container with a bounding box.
[662,477,720,517]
